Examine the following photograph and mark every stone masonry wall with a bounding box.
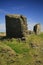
[5,14,28,38]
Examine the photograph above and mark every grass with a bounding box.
[38,32,43,38]
[0,32,43,65]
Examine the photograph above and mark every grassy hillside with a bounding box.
[0,33,43,65]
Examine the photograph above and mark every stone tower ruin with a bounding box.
[5,14,28,38]
[33,23,41,35]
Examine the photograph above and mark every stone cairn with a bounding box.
[33,23,41,35]
[5,14,28,38]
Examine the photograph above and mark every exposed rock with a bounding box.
[30,42,38,48]
[33,23,41,35]
[33,54,38,57]
[35,60,42,64]
[21,37,26,41]
[29,30,34,34]
[9,59,16,63]
[5,14,28,38]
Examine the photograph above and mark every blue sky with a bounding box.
[0,0,43,32]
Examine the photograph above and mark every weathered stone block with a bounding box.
[5,14,28,38]
[33,23,41,35]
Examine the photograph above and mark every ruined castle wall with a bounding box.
[5,15,28,38]
[33,24,41,35]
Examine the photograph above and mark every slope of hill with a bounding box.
[0,33,43,65]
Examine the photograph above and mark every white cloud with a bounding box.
[0,23,6,32]
[0,7,24,14]
[27,19,37,31]
[12,6,25,10]
[0,9,9,14]
[27,19,43,32]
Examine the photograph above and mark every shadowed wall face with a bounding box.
[5,15,28,38]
